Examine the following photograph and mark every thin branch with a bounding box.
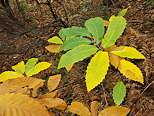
[51,77,85,92]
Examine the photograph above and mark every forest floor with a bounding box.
[0,0,154,115]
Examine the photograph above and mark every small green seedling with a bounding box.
[46,9,145,92]
[0,58,51,81]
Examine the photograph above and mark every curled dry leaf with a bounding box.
[38,91,58,99]
[45,45,62,53]
[15,87,30,95]
[98,106,130,116]
[0,93,50,116]
[109,53,122,68]
[39,98,67,110]
[91,101,98,116]
[104,45,118,53]
[48,74,61,91]
[67,102,91,116]
[0,77,45,96]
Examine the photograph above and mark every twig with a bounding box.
[51,77,85,92]
[55,0,69,24]
[141,81,154,95]
[46,0,68,27]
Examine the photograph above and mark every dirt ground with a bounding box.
[0,0,154,115]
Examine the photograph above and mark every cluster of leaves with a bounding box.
[0,58,67,116]
[67,81,129,116]
[46,8,145,92]
[0,58,51,81]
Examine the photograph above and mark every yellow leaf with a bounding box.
[0,93,50,116]
[118,59,144,84]
[38,91,58,99]
[98,106,130,116]
[65,64,74,72]
[91,101,98,116]
[0,71,23,82]
[12,61,25,74]
[86,51,109,92]
[67,102,91,116]
[104,20,109,27]
[0,77,45,95]
[39,98,67,110]
[109,15,115,22]
[26,62,52,77]
[48,74,61,91]
[111,46,145,59]
[45,45,62,53]
[48,36,63,44]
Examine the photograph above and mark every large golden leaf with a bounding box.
[118,59,144,84]
[0,93,50,116]
[0,77,45,95]
[98,106,130,116]
[111,46,145,59]
[86,51,109,92]
[0,71,23,82]
[67,102,91,116]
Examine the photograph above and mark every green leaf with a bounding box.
[102,16,126,48]
[48,36,63,44]
[26,62,52,77]
[25,58,38,73]
[59,37,91,51]
[12,61,25,74]
[59,28,66,41]
[0,71,24,82]
[111,46,145,59]
[58,45,98,69]
[85,17,104,42]
[58,26,91,41]
[118,9,128,16]
[86,51,109,92]
[112,81,126,105]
